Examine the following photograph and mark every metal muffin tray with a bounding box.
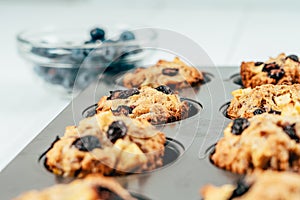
[0,67,243,200]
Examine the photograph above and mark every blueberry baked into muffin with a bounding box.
[96,86,189,125]
[227,84,300,119]
[14,174,136,200]
[211,113,300,174]
[123,57,204,89]
[201,170,300,200]
[241,53,300,88]
[45,111,166,177]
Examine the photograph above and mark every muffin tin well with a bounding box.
[39,137,184,176]
[0,67,243,200]
[114,70,214,87]
[219,101,231,119]
[81,98,202,124]
[230,73,243,87]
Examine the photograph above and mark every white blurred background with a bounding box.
[0,0,299,171]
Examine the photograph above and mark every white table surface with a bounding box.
[1,0,300,171]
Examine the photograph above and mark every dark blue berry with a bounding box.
[268,68,285,80]
[155,85,173,94]
[286,54,299,62]
[262,62,280,72]
[107,121,127,143]
[72,135,102,151]
[229,179,251,199]
[119,31,135,41]
[90,28,105,41]
[254,62,264,67]
[253,108,265,115]
[162,68,179,76]
[231,118,249,135]
[268,109,281,115]
[283,123,299,142]
[107,88,140,100]
[254,62,264,66]
[111,105,133,116]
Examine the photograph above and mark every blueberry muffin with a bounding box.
[227,84,300,119]
[96,86,189,125]
[45,111,166,177]
[14,174,136,200]
[211,113,300,174]
[201,170,300,200]
[123,57,204,89]
[241,53,300,88]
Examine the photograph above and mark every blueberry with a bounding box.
[231,118,250,135]
[111,105,133,116]
[282,123,299,142]
[155,85,174,95]
[229,179,251,199]
[286,54,299,62]
[253,108,265,115]
[107,88,140,100]
[119,31,135,41]
[90,28,105,41]
[254,62,264,66]
[262,62,280,72]
[268,109,281,115]
[72,135,102,151]
[162,68,179,76]
[268,68,285,80]
[106,121,127,143]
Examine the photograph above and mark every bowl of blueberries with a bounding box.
[17,25,156,96]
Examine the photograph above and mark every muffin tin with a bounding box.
[0,67,244,200]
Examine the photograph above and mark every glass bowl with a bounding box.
[17,25,157,96]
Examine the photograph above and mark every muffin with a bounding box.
[201,170,300,200]
[227,84,300,119]
[14,174,136,200]
[241,53,300,88]
[211,113,300,174]
[123,57,204,89]
[45,111,166,177]
[96,86,189,125]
